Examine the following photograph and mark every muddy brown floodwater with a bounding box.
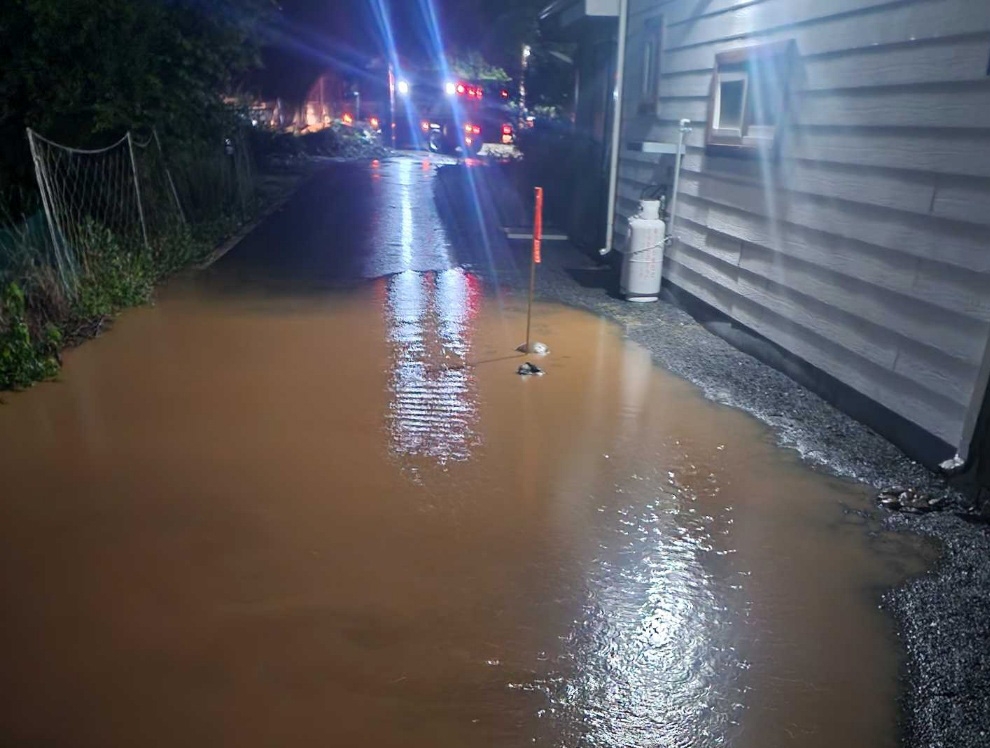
[0,269,933,748]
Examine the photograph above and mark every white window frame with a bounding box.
[706,40,795,153]
[712,71,748,136]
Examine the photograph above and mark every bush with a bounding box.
[249,123,387,163]
[72,221,153,321]
[249,130,304,160]
[0,123,277,392]
[0,282,61,390]
[151,221,211,276]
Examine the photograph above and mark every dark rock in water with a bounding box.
[877,486,941,514]
[880,495,902,509]
[517,362,544,377]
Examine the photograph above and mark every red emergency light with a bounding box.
[454,83,484,99]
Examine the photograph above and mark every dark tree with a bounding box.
[1,0,270,197]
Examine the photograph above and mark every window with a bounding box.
[637,18,664,114]
[714,74,746,132]
[706,40,795,152]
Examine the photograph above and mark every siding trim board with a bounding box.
[616,0,990,464]
[782,129,990,179]
[662,40,990,98]
[660,278,958,466]
[665,0,918,51]
[671,227,982,410]
[676,176,990,278]
[679,152,940,215]
[676,213,989,358]
[661,0,990,75]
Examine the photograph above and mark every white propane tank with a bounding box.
[620,199,666,302]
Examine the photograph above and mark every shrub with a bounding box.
[72,221,153,321]
[0,282,61,390]
[151,221,211,277]
[249,124,387,163]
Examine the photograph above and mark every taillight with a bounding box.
[421,120,429,132]
[369,117,380,130]
[502,124,513,135]
[342,113,353,126]
[464,124,480,135]
[456,84,465,95]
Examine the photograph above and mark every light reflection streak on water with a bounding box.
[367,157,452,277]
[384,268,481,465]
[527,480,742,746]
[400,158,414,267]
[542,498,742,748]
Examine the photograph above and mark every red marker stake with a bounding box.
[525,187,544,354]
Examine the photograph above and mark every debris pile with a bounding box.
[877,486,947,514]
[517,362,544,377]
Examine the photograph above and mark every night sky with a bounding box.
[258,0,537,100]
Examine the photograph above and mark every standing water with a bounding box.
[0,272,931,747]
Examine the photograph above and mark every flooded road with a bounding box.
[0,157,932,747]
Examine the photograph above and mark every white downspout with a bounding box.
[667,119,692,244]
[600,0,629,257]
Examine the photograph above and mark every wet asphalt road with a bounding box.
[209,153,521,290]
[202,154,990,748]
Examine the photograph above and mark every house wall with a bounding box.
[575,35,616,146]
[617,0,990,462]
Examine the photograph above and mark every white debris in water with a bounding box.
[516,341,550,355]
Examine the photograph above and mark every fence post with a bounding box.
[26,128,73,290]
[126,131,149,249]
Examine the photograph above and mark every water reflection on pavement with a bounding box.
[382,269,482,465]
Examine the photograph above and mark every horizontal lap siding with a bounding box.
[622,0,990,450]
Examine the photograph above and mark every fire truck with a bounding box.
[341,64,516,156]
[414,79,516,156]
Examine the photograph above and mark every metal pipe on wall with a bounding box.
[600,0,629,257]
[668,119,692,243]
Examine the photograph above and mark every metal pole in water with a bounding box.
[525,186,543,354]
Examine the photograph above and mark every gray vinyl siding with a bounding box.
[618,0,990,452]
